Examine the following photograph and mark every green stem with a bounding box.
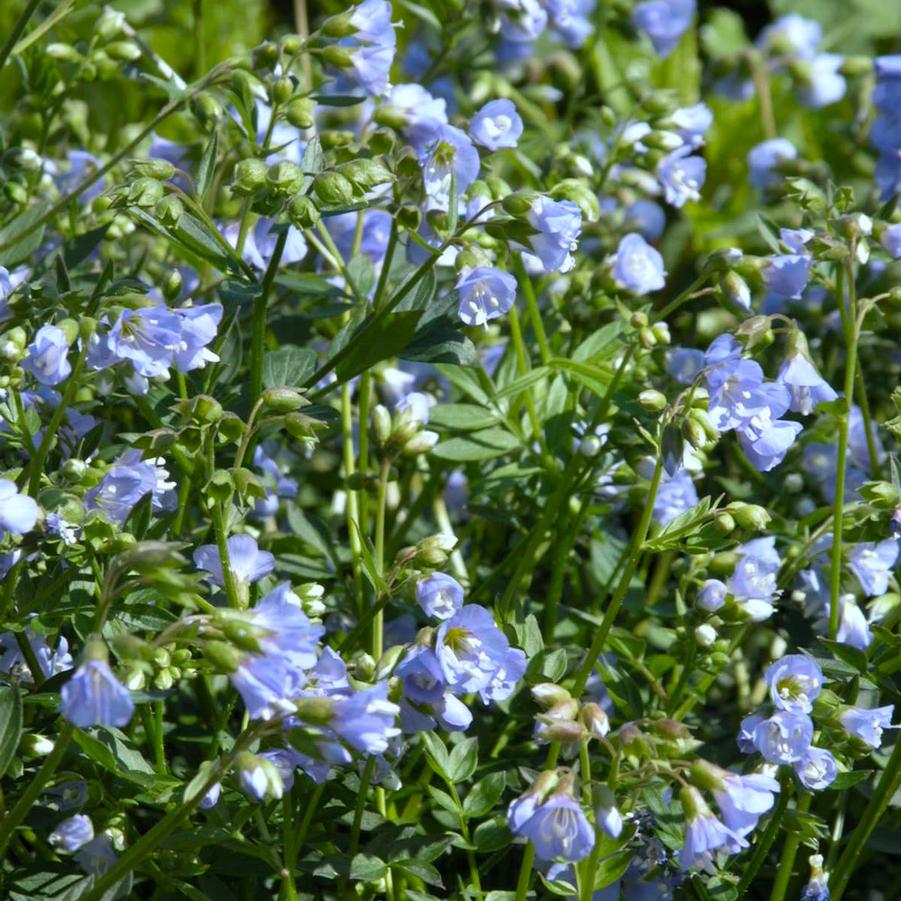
[373,457,390,662]
[341,382,365,618]
[349,756,377,860]
[0,721,75,858]
[211,501,241,608]
[507,306,551,462]
[829,738,901,900]
[0,0,42,73]
[514,256,550,365]
[854,366,881,478]
[250,228,288,407]
[769,792,811,901]
[448,780,482,899]
[828,259,858,640]
[80,731,257,901]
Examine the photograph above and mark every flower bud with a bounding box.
[320,45,354,69]
[728,502,771,530]
[287,195,320,229]
[162,269,183,301]
[501,191,538,217]
[714,512,735,534]
[46,43,82,62]
[127,177,164,207]
[272,76,294,105]
[313,171,355,206]
[203,640,243,672]
[581,702,610,737]
[285,97,315,129]
[96,7,126,40]
[191,93,223,126]
[683,416,708,451]
[232,158,269,196]
[268,161,303,194]
[339,159,393,193]
[694,624,717,647]
[413,533,457,567]
[541,719,585,742]
[155,195,184,228]
[638,389,667,412]
[550,179,600,222]
[531,683,571,708]
[251,41,279,69]
[402,430,439,456]
[371,404,392,448]
[262,386,309,413]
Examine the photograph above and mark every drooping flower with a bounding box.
[22,325,72,386]
[799,54,847,109]
[84,454,175,525]
[545,0,596,48]
[343,0,397,96]
[712,771,780,837]
[508,779,595,864]
[194,535,275,588]
[455,266,517,327]
[632,0,696,59]
[59,658,135,728]
[778,350,837,415]
[698,579,728,612]
[834,596,873,650]
[415,572,465,620]
[794,746,837,790]
[237,751,285,801]
[839,705,896,748]
[435,604,516,694]
[879,223,901,258]
[801,854,830,901]
[727,537,782,621]
[747,138,797,190]
[49,815,94,853]
[330,682,401,754]
[847,538,899,597]
[613,233,666,292]
[765,654,823,714]
[469,99,523,150]
[653,468,698,526]
[0,480,39,539]
[521,195,582,274]
[680,785,748,870]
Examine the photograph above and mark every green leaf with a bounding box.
[350,853,386,883]
[447,736,478,782]
[0,200,51,268]
[432,428,520,462]
[420,731,451,780]
[429,404,499,431]
[473,817,513,853]
[462,772,506,818]
[0,683,22,777]
[593,848,633,890]
[334,311,423,383]
[262,346,318,389]
[818,638,868,675]
[196,130,219,200]
[63,225,111,270]
[829,769,873,790]
[392,859,443,888]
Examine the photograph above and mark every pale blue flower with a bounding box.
[435,604,515,694]
[632,0,696,59]
[765,654,823,714]
[657,146,706,208]
[23,325,71,386]
[680,786,747,870]
[752,711,813,764]
[748,139,797,190]
[839,705,896,748]
[60,659,135,728]
[0,480,39,538]
[758,14,820,59]
[49,814,94,853]
[469,99,523,150]
[344,0,397,96]
[455,266,517,326]
[848,538,898,597]
[880,223,901,258]
[418,123,480,211]
[546,0,595,48]
[511,792,595,863]
[194,535,275,587]
[800,54,846,109]
[778,353,837,415]
[795,746,837,790]
[713,771,780,837]
[522,195,581,274]
[416,572,465,620]
[613,233,666,292]
[331,682,401,754]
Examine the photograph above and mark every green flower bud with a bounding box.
[285,97,316,129]
[46,43,82,62]
[155,195,184,227]
[132,159,176,180]
[630,311,649,328]
[191,93,223,126]
[402,430,439,456]
[127,177,164,207]
[287,194,320,229]
[638,389,667,412]
[694,624,717,647]
[218,413,247,443]
[320,10,355,38]
[57,318,79,345]
[714,511,736,534]
[639,326,657,349]
[338,158,393,193]
[368,128,396,156]
[268,160,304,194]
[550,179,600,222]
[531,683,572,708]
[321,45,353,69]
[281,34,303,54]
[501,191,537,217]
[313,171,355,206]
[162,269,183,301]
[683,417,708,451]
[252,41,279,70]
[193,394,224,423]
[232,158,269,196]
[96,7,126,40]
[105,41,142,62]
[372,404,392,448]
[272,76,294,105]
[262,386,309,412]
[396,204,421,231]
[728,503,771,530]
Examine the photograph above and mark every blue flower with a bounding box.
[194,535,275,587]
[625,199,666,240]
[613,233,666,292]
[764,253,811,301]
[778,352,837,415]
[839,705,896,748]
[632,0,696,59]
[670,103,713,148]
[344,0,397,96]
[801,854,830,901]
[698,578,727,612]
[757,14,821,59]
[237,751,285,800]
[510,790,595,863]
[435,604,514,694]
[712,771,780,837]
[469,99,523,150]
[479,645,526,704]
[415,572,465,620]
[546,0,595,48]
[60,658,135,728]
[432,692,473,731]
[522,195,581,274]
[330,682,401,754]
[0,480,39,538]
[738,416,803,472]
[418,123,480,211]
[800,54,846,109]
[795,746,837,790]
[397,645,446,703]
[751,711,813,764]
[765,654,823,714]
[199,782,221,809]
[657,146,706,208]
[385,83,448,151]
[104,306,184,378]
[23,325,72,386]
[49,814,94,853]
[653,469,698,526]
[74,834,117,876]
[835,596,873,650]
[0,266,12,323]
[848,538,898,597]
[680,785,747,870]
[727,537,782,620]
[85,455,174,525]
[455,265,517,326]
[880,223,901,258]
[499,1,548,44]
[748,139,797,190]
[737,713,766,753]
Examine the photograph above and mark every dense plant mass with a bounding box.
[1,0,901,898]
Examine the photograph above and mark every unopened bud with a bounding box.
[285,97,315,129]
[638,389,667,412]
[694,624,717,647]
[313,171,355,206]
[232,158,269,196]
[531,683,571,708]
[262,386,309,413]
[581,702,610,737]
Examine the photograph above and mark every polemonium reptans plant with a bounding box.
[0,1,899,899]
